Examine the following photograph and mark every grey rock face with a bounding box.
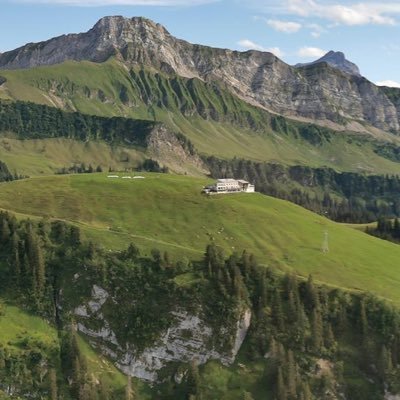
[74,285,251,382]
[295,51,361,77]
[0,16,398,132]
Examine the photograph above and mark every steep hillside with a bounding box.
[0,99,205,176]
[0,300,135,398]
[2,65,400,175]
[1,173,400,306]
[1,209,400,399]
[0,16,398,132]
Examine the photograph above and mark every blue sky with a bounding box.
[1,0,400,87]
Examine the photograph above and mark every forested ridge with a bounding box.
[1,211,400,399]
[0,99,156,145]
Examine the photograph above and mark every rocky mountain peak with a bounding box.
[91,16,170,41]
[0,16,175,69]
[295,50,361,76]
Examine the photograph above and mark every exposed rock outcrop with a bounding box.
[146,124,208,176]
[74,285,251,382]
[295,51,361,77]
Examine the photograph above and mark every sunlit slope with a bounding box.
[2,60,400,174]
[1,173,400,304]
[0,137,146,176]
[0,301,129,395]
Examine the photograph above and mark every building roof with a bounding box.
[217,179,239,183]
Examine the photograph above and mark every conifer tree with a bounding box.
[324,323,336,350]
[311,308,323,353]
[10,231,20,285]
[272,288,285,332]
[242,391,254,400]
[186,362,200,398]
[126,376,133,400]
[70,226,81,246]
[48,368,58,400]
[0,218,10,245]
[360,299,368,336]
[286,350,297,399]
[276,367,287,400]
[301,380,313,400]
[305,275,319,310]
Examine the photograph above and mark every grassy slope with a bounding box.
[0,302,59,350]
[0,301,132,395]
[1,173,400,305]
[1,60,400,174]
[0,137,146,176]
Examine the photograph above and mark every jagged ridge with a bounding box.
[0,16,399,133]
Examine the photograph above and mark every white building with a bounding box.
[203,179,255,194]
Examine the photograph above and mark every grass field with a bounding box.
[0,299,136,395]
[1,172,400,305]
[0,137,146,176]
[0,302,59,351]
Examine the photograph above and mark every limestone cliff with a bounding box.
[74,285,251,382]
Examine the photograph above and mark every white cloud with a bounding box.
[237,39,266,52]
[266,47,285,58]
[256,0,400,26]
[307,23,326,38]
[13,0,216,5]
[297,46,326,58]
[289,0,400,26]
[267,19,302,33]
[237,39,285,58]
[376,80,400,88]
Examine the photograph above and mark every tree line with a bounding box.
[0,99,156,145]
[204,156,400,223]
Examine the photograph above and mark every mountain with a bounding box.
[0,16,399,133]
[295,50,361,76]
[4,15,400,400]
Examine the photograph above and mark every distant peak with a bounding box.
[295,50,361,77]
[319,51,346,63]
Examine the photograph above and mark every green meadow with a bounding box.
[1,172,400,304]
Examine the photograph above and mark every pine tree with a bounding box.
[242,391,254,400]
[186,362,200,398]
[311,308,323,353]
[359,299,368,336]
[272,288,285,332]
[126,376,133,400]
[162,251,171,269]
[0,218,11,245]
[324,323,335,350]
[305,275,319,310]
[276,367,287,400]
[300,380,313,400]
[379,345,393,379]
[10,231,20,285]
[286,350,297,399]
[70,226,81,246]
[125,243,140,259]
[48,368,58,400]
